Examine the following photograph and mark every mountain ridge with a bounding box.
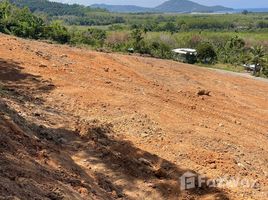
[91,3,152,13]
[91,0,233,13]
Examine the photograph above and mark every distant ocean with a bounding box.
[192,8,268,15]
[230,8,268,13]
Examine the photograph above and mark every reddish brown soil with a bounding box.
[0,34,267,200]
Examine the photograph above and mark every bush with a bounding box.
[105,32,130,51]
[10,8,45,39]
[197,42,217,64]
[80,28,107,47]
[217,36,248,65]
[163,22,177,34]
[0,2,45,39]
[262,65,268,77]
[149,41,172,59]
[131,28,150,54]
[45,21,70,43]
[0,2,70,43]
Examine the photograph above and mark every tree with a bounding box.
[250,45,266,76]
[164,22,177,34]
[242,10,249,15]
[80,28,107,47]
[131,28,145,53]
[219,36,246,65]
[10,7,45,39]
[0,2,45,39]
[180,23,189,32]
[0,1,12,33]
[150,41,171,59]
[228,36,245,49]
[45,21,70,43]
[256,21,268,29]
[0,1,11,20]
[197,43,217,64]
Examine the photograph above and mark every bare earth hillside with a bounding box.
[0,34,267,200]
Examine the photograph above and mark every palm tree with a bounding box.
[250,45,266,76]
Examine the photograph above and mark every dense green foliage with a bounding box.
[250,46,267,75]
[196,43,217,64]
[45,21,70,43]
[0,1,44,38]
[0,1,70,43]
[9,0,124,26]
[126,14,268,33]
[70,28,107,47]
[61,14,125,26]
[0,1,267,77]
[9,0,105,16]
[6,0,268,31]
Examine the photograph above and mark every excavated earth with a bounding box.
[0,34,267,200]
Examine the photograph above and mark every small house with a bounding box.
[172,48,197,64]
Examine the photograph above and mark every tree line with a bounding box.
[0,1,267,77]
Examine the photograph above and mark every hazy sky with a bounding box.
[55,0,268,8]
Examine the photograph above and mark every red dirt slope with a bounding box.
[0,34,267,200]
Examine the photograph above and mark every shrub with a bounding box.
[10,8,45,39]
[45,21,70,43]
[163,22,177,34]
[80,28,107,47]
[217,36,248,65]
[159,34,177,48]
[0,2,45,39]
[149,41,172,59]
[105,32,130,51]
[250,45,266,76]
[188,35,203,48]
[0,2,72,43]
[131,28,150,54]
[197,42,217,64]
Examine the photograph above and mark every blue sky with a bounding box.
[55,0,268,8]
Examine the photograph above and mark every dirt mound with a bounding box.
[0,34,267,199]
[0,100,229,200]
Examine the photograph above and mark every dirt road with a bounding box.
[0,34,267,200]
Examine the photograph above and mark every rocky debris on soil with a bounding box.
[36,50,52,60]
[113,113,163,140]
[154,168,168,179]
[234,120,242,125]
[138,157,153,167]
[197,89,211,96]
[218,123,224,127]
[38,84,55,91]
[96,175,124,198]
[75,119,114,142]
[39,64,47,68]
[103,67,109,72]
[1,34,267,200]
[0,196,21,200]
[60,54,68,58]
[105,80,112,84]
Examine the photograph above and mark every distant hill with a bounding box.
[91,4,151,13]
[91,0,233,13]
[154,0,232,13]
[9,0,106,16]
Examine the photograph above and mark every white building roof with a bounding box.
[172,48,197,55]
